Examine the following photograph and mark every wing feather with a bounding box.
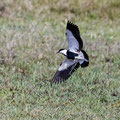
[51,59,80,83]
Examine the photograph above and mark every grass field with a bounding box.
[0,0,120,119]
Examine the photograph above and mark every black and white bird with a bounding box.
[52,21,89,83]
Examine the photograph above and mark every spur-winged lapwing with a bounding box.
[52,21,89,83]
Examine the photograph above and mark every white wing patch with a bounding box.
[58,59,75,71]
[79,60,84,65]
[66,29,79,52]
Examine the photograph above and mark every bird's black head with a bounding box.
[57,49,65,53]
[57,49,67,56]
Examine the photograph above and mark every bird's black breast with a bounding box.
[67,50,78,60]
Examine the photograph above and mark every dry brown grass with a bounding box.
[0,0,120,20]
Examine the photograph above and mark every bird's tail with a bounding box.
[80,50,89,68]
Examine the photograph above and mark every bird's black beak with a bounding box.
[56,51,59,54]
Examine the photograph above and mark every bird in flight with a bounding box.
[51,21,89,83]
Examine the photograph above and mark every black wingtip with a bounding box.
[67,21,80,33]
[51,71,67,84]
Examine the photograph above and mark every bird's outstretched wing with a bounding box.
[51,59,80,83]
[66,21,83,52]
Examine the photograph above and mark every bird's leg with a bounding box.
[69,62,78,75]
[69,59,79,75]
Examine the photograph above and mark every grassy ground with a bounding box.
[0,0,120,119]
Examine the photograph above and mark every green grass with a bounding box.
[0,0,120,119]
